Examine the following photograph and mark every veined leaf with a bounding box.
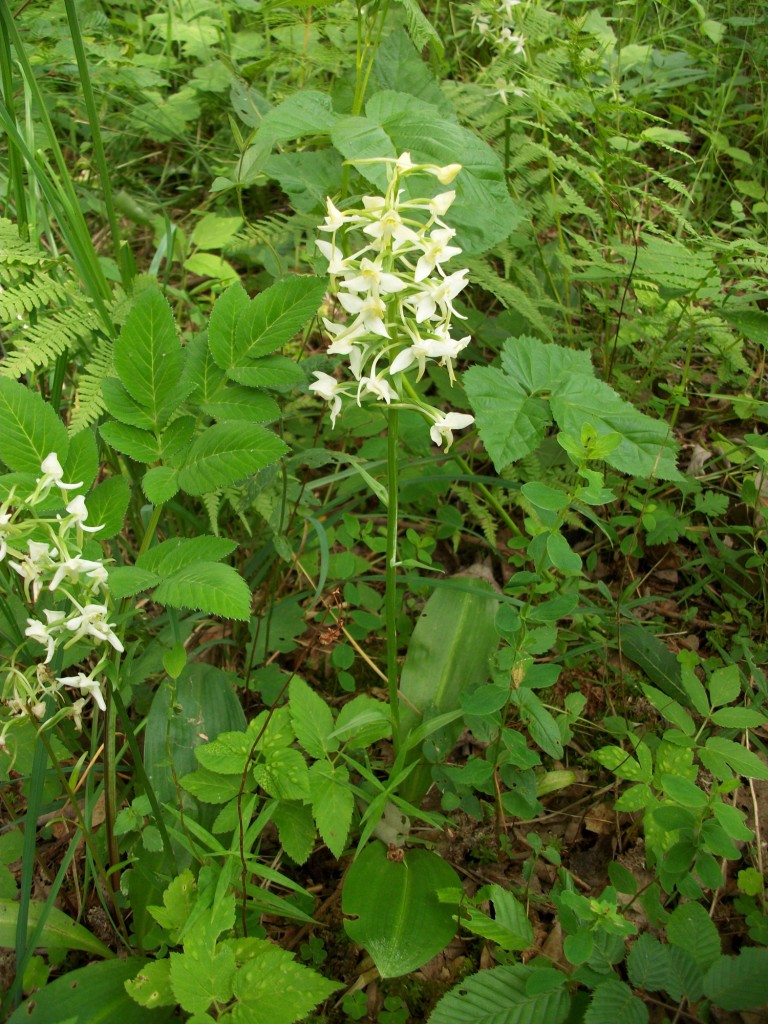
[667,902,720,971]
[309,760,353,859]
[108,566,160,598]
[101,377,155,429]
[177,421,288,495]
[202,385,280,423]
[232,276,326,365]
[463,366,551,472]
[230,939,342,1024]
[428,964,570,1024]
[290,676,337,758]
[100,420,160,463]
[85,477,131,540]
[137,535,237,575]
[0,377,68,473]
[153,562,251,620]
[208,281,250,372]
[228,354,306,391]
[584,980,648,1024]
[703,948,768,1011]
[114,287,184,426]
[0,899,113,958]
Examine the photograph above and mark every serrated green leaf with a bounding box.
[708,663,741,707]
[183,333,226,402]
[584,980,648,1024]
[169,943,235,1016]
[667,902,720,971]
[143,466,180,504]
[710,706,767,728]
[62,429,99,493]
[640,684,694,736]
[258,90,337,143]
[309,761,353,859]
[664,945,703,1002]
[272,802,316,865]
[228,355,306,390]
[704,737,768,780]
[100,420,160,463]
[202,385,280,423]
[177,421,288,495]
[137,535,237,575]
[180,767,242,804]
[703,949,768,1011]
[0,377,68,473]
[148,870,197,941]
[254,747,310,801]
[500,334,593,391]
[102,377,156,429]
[125,959,175,1009]
[232,276,326,364]
[626,934,670,992]
[108,566,160,598]
[428,964,570,1024]
[463,365,551,472]
[159,416,195,459]
[290,676,337,758]
[85,476,130,540]
[208,282,251,371]
[512,689,563,759]
[331,695,392,748]
[153,562,251,620]
[114,288,184,425]
[551,375,680,480]
[230,940,342,1024]
[195,731,251,774]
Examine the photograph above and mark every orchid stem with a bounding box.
[385,407,400,752]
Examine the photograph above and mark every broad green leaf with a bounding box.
[309,760,354,858]
[159,416,195,459]
[137,536,237,575]
[463,365,551,472]
[708,663,741,707]
[125,959,175,1010]
[169,943,236,1016]
[183,333,227,402]
[564,928,593,965]
[100,420,160,463]
[258,90,337,143]
[331,695,392,748]
[195,731,252,774]
[428,964,570,1024]
[398,574,499,803]
[190,214,244,250]
[153,562,251,620]
[373,28,451,114]
[501,334,593,392]
[232,276,326,364]
[148,871,197,941]
[84,476,131,540]
[664,945,704,1002]
[584,980,648,1024]
[254,747,310,801]
[640,684,694,736]
[62,429,99,493]
[512,689,563,759]
[521,481,570,512]
[546,532,581,574]
[627,934,670,992]
[180,767,243,805]
[710,707,767,728]
[0,377,68,473]
[463,886,533,951]
[101,377,155,429]
[263,149,345,213]
[593,746,646,782]
[230,940,341,1024]
[108,566,160,598]
[142,466,180,504]
[617,622,687,704]
[704,737,768,780]
[343,843,459,978]
[666,902,720,971]
[550,375,680,480]
[660,774,707,808]
[114,287,184,426]
[0,899,113,958]
[177,421,288,495]
[8,958,173,1024]
[208,282,251,371]
[228,355,306,390]
[703,948,768,1011]
[272,802,316,866]
[290,676,337,758]
[712,801,753,841]
[202,385,280,423]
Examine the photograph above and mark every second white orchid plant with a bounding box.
[310,153,476,747]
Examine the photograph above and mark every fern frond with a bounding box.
[0,219,57,268]
[201,491,221,537]
[456,485,498,549]
[467,257,555,338]
[0,278,72,321]
[68,341,114,434]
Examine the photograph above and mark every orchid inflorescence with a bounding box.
[309,152,475,451]
[1,454,120,739]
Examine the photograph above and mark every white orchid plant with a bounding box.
[309,152,475,451]
[1,454,119,740]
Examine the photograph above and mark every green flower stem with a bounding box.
[386,407,401,752]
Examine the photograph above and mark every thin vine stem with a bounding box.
[385,407,401,752]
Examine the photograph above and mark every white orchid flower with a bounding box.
[429,412,475,450]
[309,372,345,428]
[56,672,107,713]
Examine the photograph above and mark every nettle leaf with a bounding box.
[272,802,316,866]
[667,902,720,972]
[170,944,236,1017]
[501,334,592,392]
[0,377,68,473]
[230,940,342,1024]
[153,562,251,620]
[177,421,288,496]
[208,281,251,371]
[463,366,551,472]
[100,420,160,463]
[550,375,680,480]
[290,676,337,758]
[232,276,326,365]
[703,948,768,1011]
[258,90,337,144]
[114,287,185,426]
[309,761,354,859]
[584,980,648,1024]
[137,535,237,575]
[428,964,570,1024]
